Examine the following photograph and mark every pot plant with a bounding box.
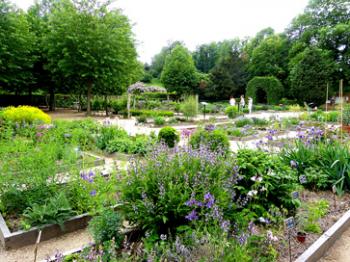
[296,231,307,243]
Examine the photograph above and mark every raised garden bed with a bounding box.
[0,212,91,249]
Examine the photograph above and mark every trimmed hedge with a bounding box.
[246,76,283,105]
[129,109,174,117]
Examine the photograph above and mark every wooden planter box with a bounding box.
[0,212,91,249]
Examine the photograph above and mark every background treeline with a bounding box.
[145,0,350,105]
[0,0,142,114]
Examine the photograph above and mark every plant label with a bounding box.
[284,217,295,230]
[299,175,307,184]
[292,191,299,199]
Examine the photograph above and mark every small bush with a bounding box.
[325,111,339,122]
[225,106,239,119]
[158,126,179,148]
[136,115,147,124]
[106,137,134,154]
[88,209,123,246]
[110,96,127,114]
[0,106,51,124]
[180,95,198,119]
[96,127,128,150]
[154,116,165,126]
[251,117,269,127]
[235,118,253,128]
[190,128,230,153]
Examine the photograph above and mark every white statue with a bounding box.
[229,97,236,107]
[248,97,253,114]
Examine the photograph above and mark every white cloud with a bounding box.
[11,0,309,63]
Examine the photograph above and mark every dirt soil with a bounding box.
[278,190,350,261]
[0,229,92,262]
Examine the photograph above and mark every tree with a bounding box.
[160,44,198,95]
[206,50,248,100]
[27,0,59,110]
[287,0,350,83]
[193,42,219,73]
[248,34,289,85]
[149,40,183,78]
[0,0,35,95]
[44,0,140,115]
[289,47,336,105]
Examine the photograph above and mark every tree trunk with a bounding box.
[49,87,55,111]
[86,82,92,116]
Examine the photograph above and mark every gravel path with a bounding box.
[321,226,350,262]
[0,229,92,262]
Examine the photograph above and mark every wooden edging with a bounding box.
[0,212,91,250]
[295,209,350,262]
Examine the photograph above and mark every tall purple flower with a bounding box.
[185,210,199,221]
[204,192,215,208]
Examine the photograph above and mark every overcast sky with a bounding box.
[11,0,309,63]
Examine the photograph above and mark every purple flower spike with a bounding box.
[204,192,215,208]
[89,190,96,196]
[185,210,198,221]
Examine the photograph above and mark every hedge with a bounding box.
[129,109,174,117]
[246,76,284,105]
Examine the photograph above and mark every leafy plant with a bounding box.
[190,128,230,153]
[180,95,198,120]
[96,126,128,150]
[225,106,239,119]
[235,118,253,128]
[158,126,179,148]
[154,116,165,126]
[22,192,75,229]
[88,209,123,246]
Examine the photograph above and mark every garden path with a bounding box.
[321,226,350,262]
[0,229,92,262]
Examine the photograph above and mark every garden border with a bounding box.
[295,209,350,262]
[0,212,91,249]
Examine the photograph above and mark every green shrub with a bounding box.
[251,117,269,127]
[0,106,51,124]
[180,95,198,119]
[106,137,134,154]
[88,209,123,246]
[154,116,165,126]
[190,128,230,153]
[225,106,239,119]
[246,76,283,104]
[158,126,179,148]
[96,127,128,150]
[110,96,127,114]
[235,118,253,127]
[325,111,339,122]
[136,115,147,124]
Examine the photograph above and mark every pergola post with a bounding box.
[127,93,131,119]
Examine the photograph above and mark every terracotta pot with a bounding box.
[342,125,350,133]
[296,232,306,243]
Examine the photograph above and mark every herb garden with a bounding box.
[0,103,350,262]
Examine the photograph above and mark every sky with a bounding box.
[11,0,309,63]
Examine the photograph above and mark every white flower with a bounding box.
[259,217,267,223]
[267,230,278,242]
[247,190,258,197]
[251,175,263,182]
